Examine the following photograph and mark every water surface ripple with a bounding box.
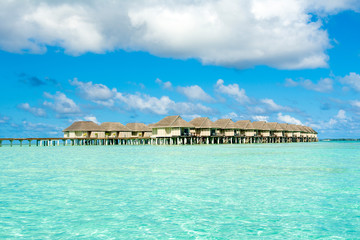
[1,142,359,239]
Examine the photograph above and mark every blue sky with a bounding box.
[0,0,359,139]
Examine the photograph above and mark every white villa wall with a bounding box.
[245,130,255,137]
[171,128,181,136]
[200,129,210,137]
[119,131,131,138]
[274,131,283,137]
[285,132,293,137]
[91,131,105,138]
[225,129,235,136]
[260,131,270,137]
[293,132,301,137]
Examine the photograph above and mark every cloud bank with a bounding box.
[1,0,358,69]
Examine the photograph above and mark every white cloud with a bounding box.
[351,100,360,108]
[43,91,81,115]
[177,85,213,102]
[1,0,358,69]
[70,78,116,107]
[340,72,360,92]
[252,115,269,122]
[222,112,239,120]
[215,79,250,104]
[0,115,10,124]
[115,92,213,115]
[277,113,302,125]
[18,103,46,117]
[285,78,333,92]
[261,99,293,112]
[84,116,99,124]
[335,109,347,120]
[155,78,173,90]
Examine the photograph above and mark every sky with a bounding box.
[0,0,360,139]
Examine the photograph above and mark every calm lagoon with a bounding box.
[1,142,359,238]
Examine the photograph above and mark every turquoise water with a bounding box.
[0,142,359,239]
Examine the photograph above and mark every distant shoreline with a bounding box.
[320,139,360,141]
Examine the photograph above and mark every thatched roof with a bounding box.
[189,117,215,128]
[152,115,193,128]
[297,125,308,132]
[308,127,317,134]
[235,120,255,130]
[252,121,270,130]
[126,123,152,132]
[279,123,292,131]
[302,126,313,133]
[63,121,104,132]
[266,122,285,131]
[288,124,301,132]
[100,122,130,132]
[213,119,236,129]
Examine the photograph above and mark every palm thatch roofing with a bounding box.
[309,127,317,134]
[189,117,215,128]
[287,124,300,132]
[126,123,152,132]
[266,122,285,131]
[235,120,255,130]
[152,115,194,128]
[213,119,236,129]
[302,126,313,133]
[279,123,292,131]
[63,121,104,132]
[100,122,130,132]
[252,121,270,131]
[297,125,309,132]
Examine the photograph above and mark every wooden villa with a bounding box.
[213,119,237,137]
[57,115,318,146]
[189,117,216,137]
[100,122,131,138]
[126,123,152,137]
[63,121,105,139]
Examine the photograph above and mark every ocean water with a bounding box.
[0,142,359,239]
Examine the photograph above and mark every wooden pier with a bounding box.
[0,135,318,147]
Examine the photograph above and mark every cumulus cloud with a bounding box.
[215,79,250,104]
[277,113,302,125]
[115,92,212,115]
[252,115,269,122]
[84,115,99,124]
[155,78,173,90]
[1,0,358,69]
[0,115,10,124]
[351,100,360,108]
[261,99,293,112]
[335,109,347,120]
[18,103,46,117]
[222,112,242,120]
[70,78,116,106]
[177,85,213,102]
[285,78,333,92]
[43,91,81,115]
[340,72,360,92]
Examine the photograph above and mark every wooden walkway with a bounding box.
[0,136,318,147]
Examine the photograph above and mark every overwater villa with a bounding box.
[126,123,152,137]
[63,121,105,138]
[213,119,237,137]
[151,115,193,138]
[60,115,318,146]
[100,122,131,138]
[189,117,216,137]
[235,120,256,138]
